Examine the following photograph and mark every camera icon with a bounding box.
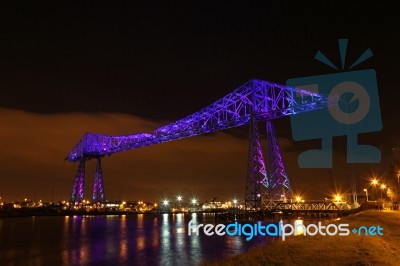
[287,40,382,168]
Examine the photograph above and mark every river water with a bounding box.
[0,213,275,265]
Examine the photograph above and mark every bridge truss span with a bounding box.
[272,201,351,214]
[66,80,326,162]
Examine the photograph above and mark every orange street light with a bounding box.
[380,184,387,201]
[295,195,302,203]
[334,194,342,202]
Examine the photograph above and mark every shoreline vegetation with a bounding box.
[205,210,400,266]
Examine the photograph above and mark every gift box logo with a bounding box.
[287,39,382,168]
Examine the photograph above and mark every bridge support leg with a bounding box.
[70,159,86,203]
[93,158,106,204]
[265,120,292,209]
[245,117,268,210]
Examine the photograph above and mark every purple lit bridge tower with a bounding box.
[66,80,328,210]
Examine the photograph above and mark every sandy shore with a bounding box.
[204,210,400,266]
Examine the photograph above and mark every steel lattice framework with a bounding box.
[245,117,268,210]
[244,119,292,210]
[92,158,105,204]
[70,159,85,202]
[265,120,291,208]
[67,79,328,208]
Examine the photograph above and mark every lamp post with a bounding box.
[162,199,169,212]
[380,184,386,200]
[371,178,378,201]
[191,198,197,211]
[233,199,238,208]
[177,195,182,209]
[363,189,369,202]
[295,195,302,203]
[334,194,342,203]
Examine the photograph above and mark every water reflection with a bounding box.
[225,231,244,252]
[175,214,188,264]
[152,217,159,247]
[0,214,271,265]
[189,213,201,265]
[160,213,171,265]
[119,215,127,260]
[136,214,145,251]
[294,219,304,235]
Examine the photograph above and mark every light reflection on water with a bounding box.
[0,214,271,265]
[119,215,127,260]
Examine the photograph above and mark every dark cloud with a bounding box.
[0,108,389,203]
[0,109,249,202]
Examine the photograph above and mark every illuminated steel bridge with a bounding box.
[66,79,328,210]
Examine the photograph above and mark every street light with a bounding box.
[380,184,386,198]
[233,198,238,208]
[334,194,342,202]
[177,195,182,208]
[363,189,369,202]
[191,198,197,205]
[371,178,379,201]
[177,195,182,203]
[295,195,302,203]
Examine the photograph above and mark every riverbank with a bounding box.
[205,210,400,266]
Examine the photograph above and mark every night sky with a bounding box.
[0,1,399,202]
